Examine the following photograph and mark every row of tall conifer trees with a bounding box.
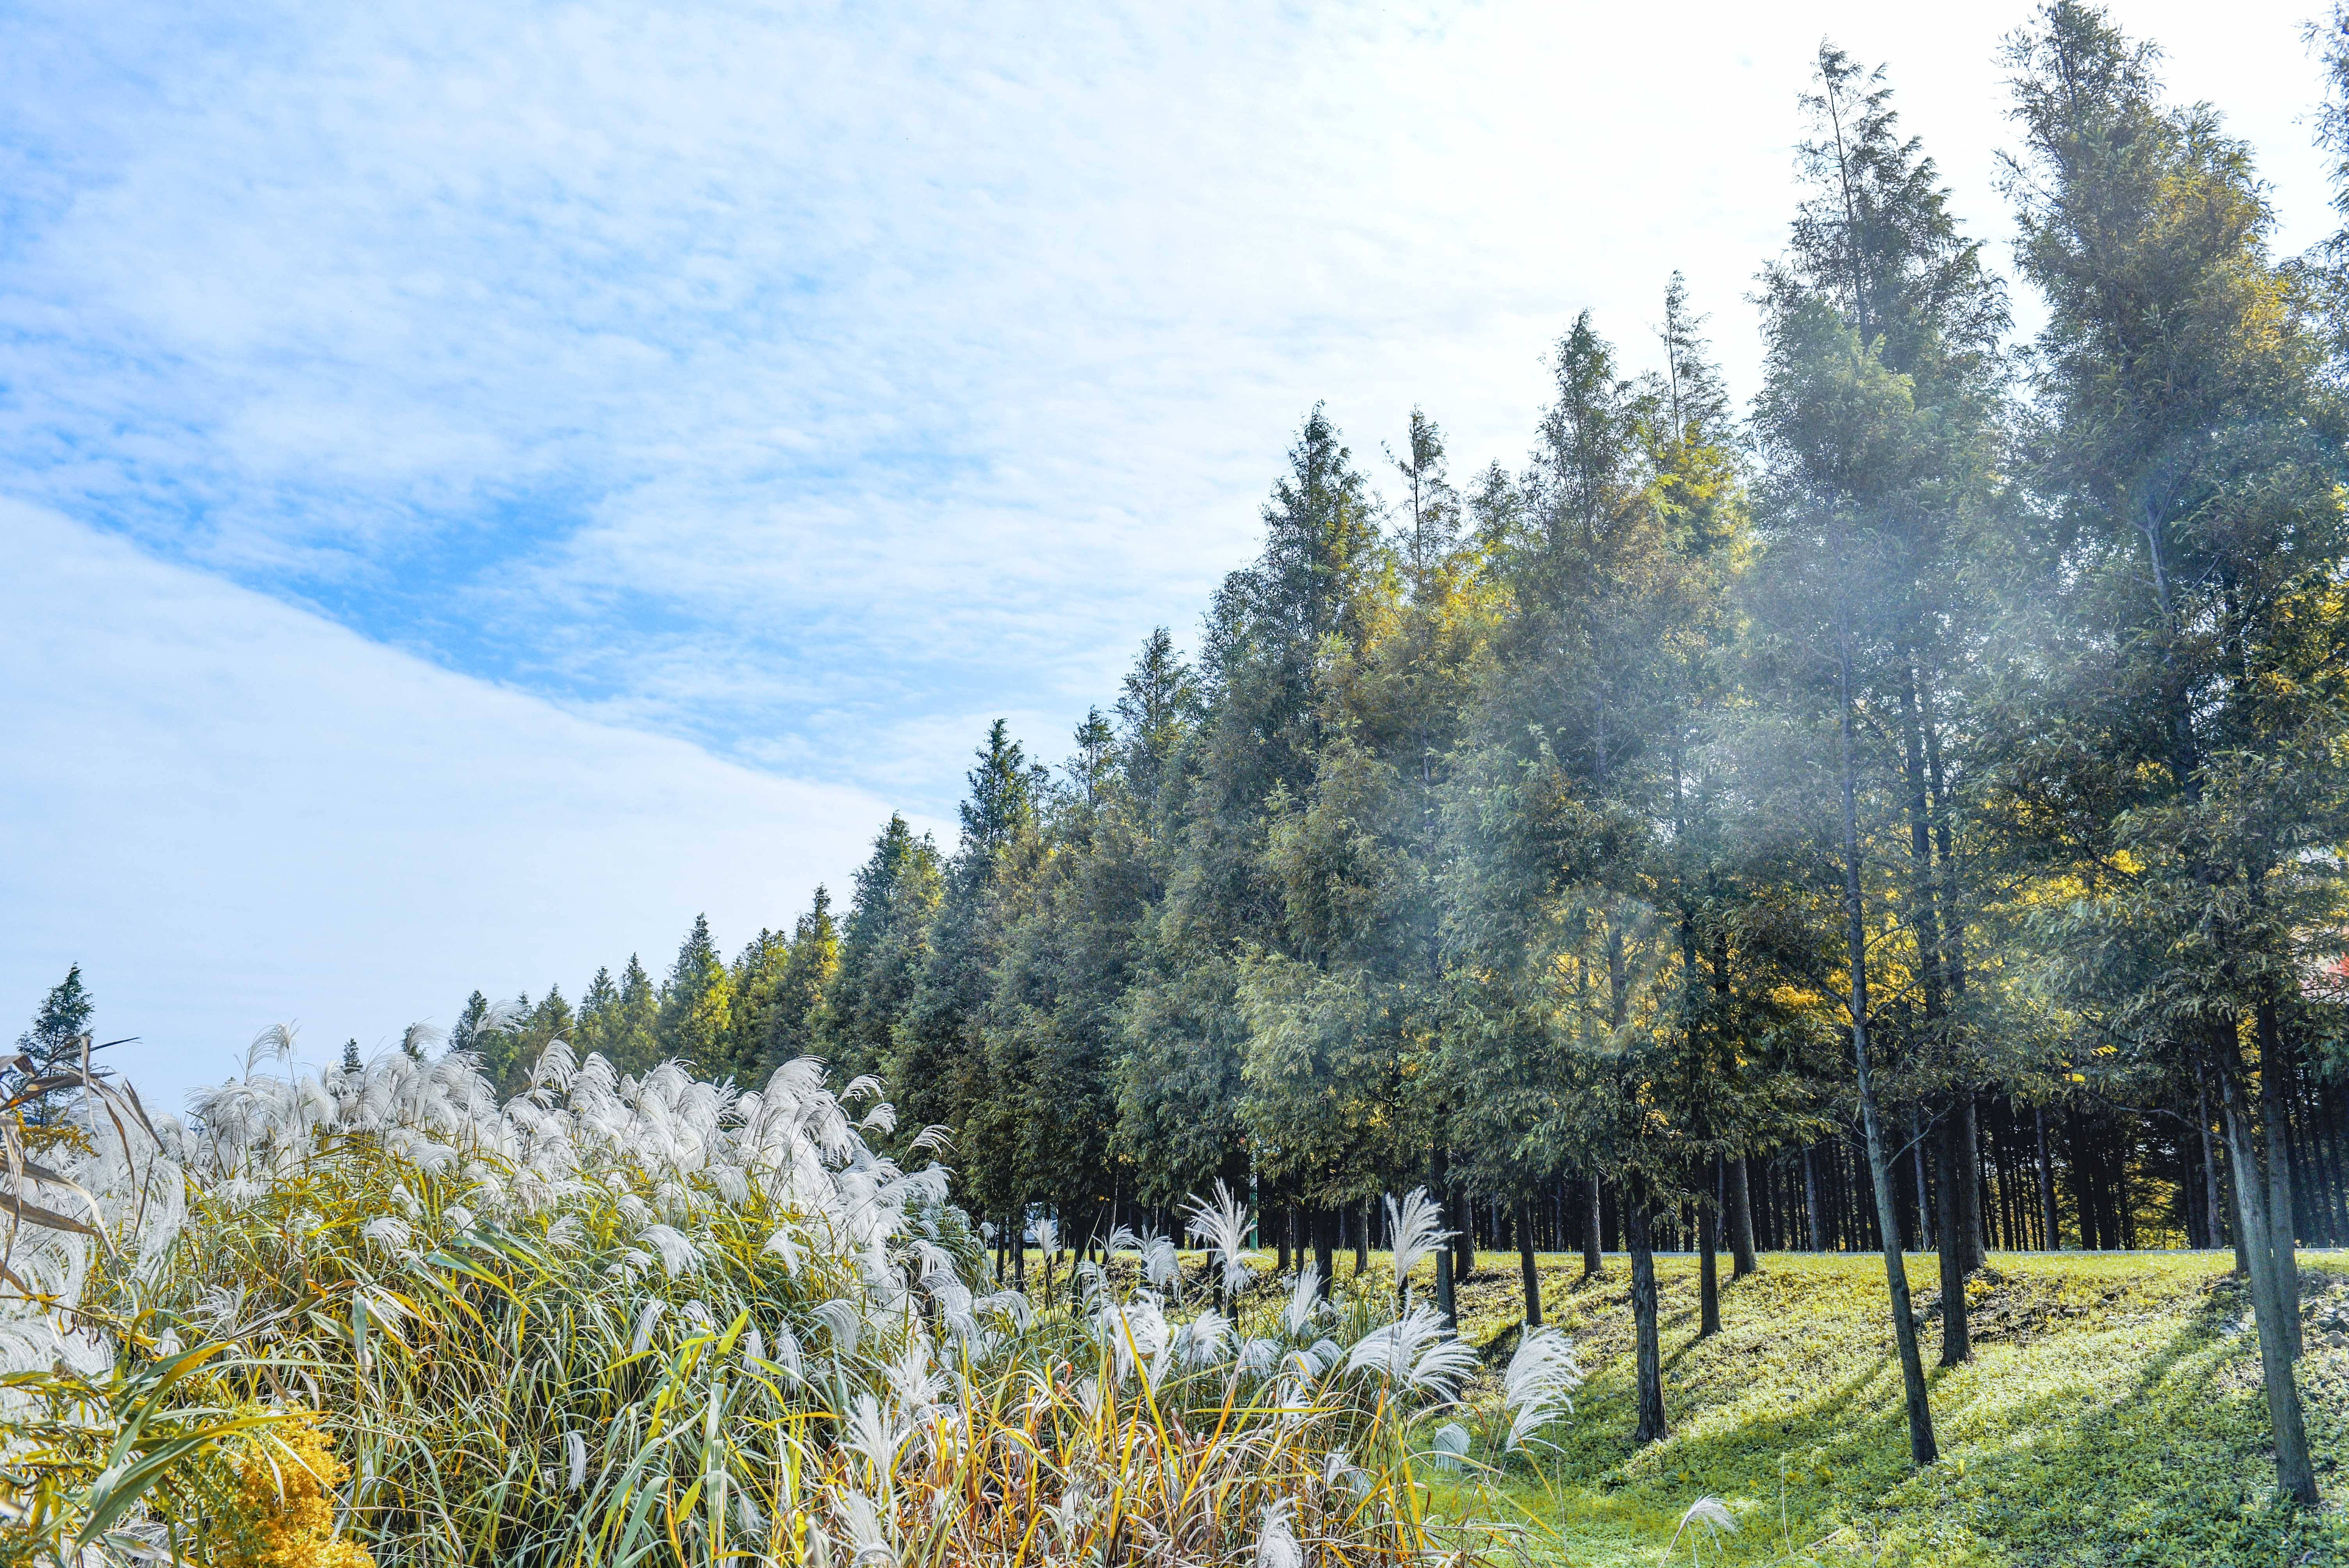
[453,5,2349,1497]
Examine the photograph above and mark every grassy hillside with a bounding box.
[1427,1249,2349,1567]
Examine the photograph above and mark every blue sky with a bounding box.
[3,0,2339,1103]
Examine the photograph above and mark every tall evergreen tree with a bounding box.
[757,889,840,1079]
[577,965,618,1060]
[10,966,94,1126]
[605,956,662,1075]
[891,723,1044,1144]
[658,915,734,1074]
[1989,0,2349,1504]
[1123,410,1382,1211]
[819,817,943,1082]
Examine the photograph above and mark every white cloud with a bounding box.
[2,0,2333,818]
[0,501,912,1109]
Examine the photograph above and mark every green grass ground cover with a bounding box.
[1433,1249,2349,1567]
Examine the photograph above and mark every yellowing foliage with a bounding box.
[222,1416,372,1568]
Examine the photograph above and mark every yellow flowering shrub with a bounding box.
[219,1417,372,1568]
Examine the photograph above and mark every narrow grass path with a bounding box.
[1429,1249,2349,1566]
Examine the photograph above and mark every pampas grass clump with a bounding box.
[0,1037,1570,1566]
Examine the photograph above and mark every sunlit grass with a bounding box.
[1415,1248,2349,1567]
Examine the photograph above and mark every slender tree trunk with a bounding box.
[1912,1113,1935,1250]
[2258,1001,2304,1357]
[1313,1205,1335,1303]
[1582,1172,1604,1277]
[1453,1184,1477,1281]
[1699,1164,1722,1337]
[1517,1198,1542,1327]
[1432,1151,1457,1329]
[1728,1155,1757,1277]
[1836,575,1937,1466]
[1626,1179,1669,1443]
[1956,1097,1985,1269]
[2216,1041,2320,1506]
[1936,1111,1971,1364]
[1804,1145,1825,1251]
[2034,1105,2060,1251]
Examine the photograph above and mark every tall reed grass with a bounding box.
[0,1036,1577,1566]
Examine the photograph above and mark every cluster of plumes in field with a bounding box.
[408,2,2349,1503]
[0,1036,1581,1566]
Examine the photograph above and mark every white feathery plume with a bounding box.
[629,1299,666,1356]
[1182,1180,1251,1300]
[1254,1497,1303,1568]
[1284,1265,1324,1335]
[814,1299,863,1363]
[1345,1306,1478,1398]
[1663,1496,1739,1561]
[1141,1230,1179,1289]
[844,1392,911,1480]
[976,1290,1033,1332]
[361,1216,413,1254]
[1095,1297,1169,1384]
[832,1487,895,1566]
[763,1222,804,1274]
[1178,1310,1231,1367]
[1385,1187,1449,1298]
[1501,1326,1583,1451]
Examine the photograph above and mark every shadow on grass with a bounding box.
[1495,1253,2349,1566]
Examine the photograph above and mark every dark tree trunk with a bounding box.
[1432,1150,1457,1329]
[1912,1114,1935,1250]
[1582,1172,1604,1277]
[2258,1001,2304,1357]
[2189,1084,2227,1258]
[1836,600,1936,1465]
[1626,1181,1669,1443]
[2034,1105,2059,1251]
[1804,1144,1826,1251]
[1727,1155,1757,1276]
[1936,1109,1971,1365]
[1957,1096,1985,1269]
[2216,1039,2320,1506]
[1314,1205,1335,1303]
[2082,1115,2105,1251]
[1517,1198,1542,1327]
[1698,1165,1721,1337]
[1452,1185,1477,1281]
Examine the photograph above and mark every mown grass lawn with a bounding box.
[1420,1248,2349,1566]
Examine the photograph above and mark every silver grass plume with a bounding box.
[1384,1187,1449,1301]
[1182,1180,1251,1301]
[1663,1495,1738,1561]
[1254,1497,1303,1568]
[1501,1326,1582,1451]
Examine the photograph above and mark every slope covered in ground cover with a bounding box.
[1436,1250,2349,1566]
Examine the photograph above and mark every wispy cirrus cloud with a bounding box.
[0,0,2335,818]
